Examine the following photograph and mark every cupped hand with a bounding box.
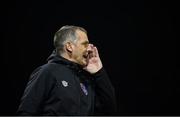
[83,44,103,74]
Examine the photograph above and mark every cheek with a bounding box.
[74,46,86,56]
[79,47,86,54]
[74,48,83,58]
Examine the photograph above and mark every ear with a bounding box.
[65,42,73,53]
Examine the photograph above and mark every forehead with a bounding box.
[76,30,89,42]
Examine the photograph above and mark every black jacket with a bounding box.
[17,51,116,115]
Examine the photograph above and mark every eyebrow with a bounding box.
[81,41,89,45]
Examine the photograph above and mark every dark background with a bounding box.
[1,0,179,115]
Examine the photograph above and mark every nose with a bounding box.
[87,44,93,51]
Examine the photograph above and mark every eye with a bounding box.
[81,41,89,47]
[84,43,89,48]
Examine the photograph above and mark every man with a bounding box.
[17,25,116,115]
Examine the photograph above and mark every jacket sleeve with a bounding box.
[17,66,55,115]
[92,68,117,115]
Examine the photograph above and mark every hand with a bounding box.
[83,44,103,74]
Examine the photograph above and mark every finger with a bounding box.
[87,44,94,58]
[93,46,99,57]
[91,45,96,57]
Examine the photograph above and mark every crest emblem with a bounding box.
[80,83,88,95]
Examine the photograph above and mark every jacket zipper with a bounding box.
[73,70,81,115]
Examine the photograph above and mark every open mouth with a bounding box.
[83,53,88,59]
[83,50,92,59]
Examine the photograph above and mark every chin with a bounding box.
[81,61,87,67]
[81,62,87,67]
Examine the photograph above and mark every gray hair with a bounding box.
[54,25,87,54]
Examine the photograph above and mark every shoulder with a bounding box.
[38,62,73,79]
[42,62,71,74]
[33,62,66,75]
[28,63,61,82]
[30,62,74,82]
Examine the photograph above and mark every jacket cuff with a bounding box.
[91,68,106,81]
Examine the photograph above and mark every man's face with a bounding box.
[71,30,89,66]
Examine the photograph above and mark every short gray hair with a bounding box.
[54,25,87,53]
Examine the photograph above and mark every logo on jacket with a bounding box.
[62,80,68,87]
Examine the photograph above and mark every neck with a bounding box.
[60,52,77,64]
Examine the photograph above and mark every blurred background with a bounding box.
[1,0,179,115]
